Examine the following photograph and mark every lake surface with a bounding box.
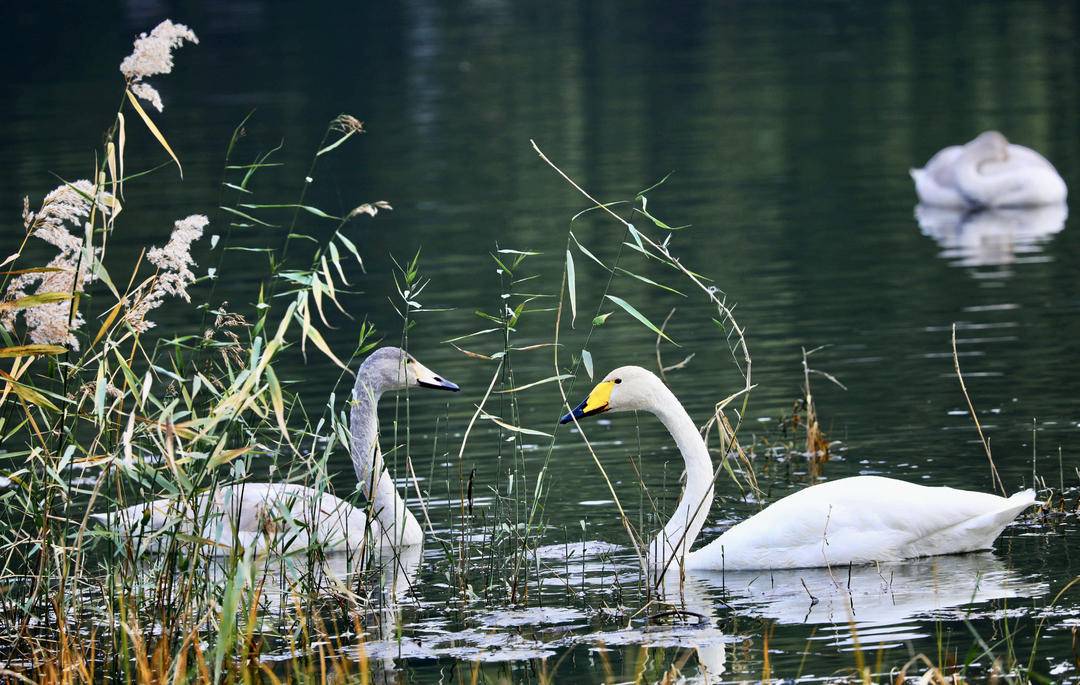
[5,1,1080,681]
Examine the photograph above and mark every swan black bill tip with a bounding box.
[559,398,587,424]
[559,398,609,424]
[419,378,460,392]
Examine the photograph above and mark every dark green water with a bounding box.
[6,1,1080,681]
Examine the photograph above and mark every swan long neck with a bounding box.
[954,136,1015,206]
[349,367,422,546]
[647,383,715,571]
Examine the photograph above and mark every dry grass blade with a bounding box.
[1,368,60,410]
[126,88,183,178]
[951,322,1006,497]
[0,343,69,357]
[0,291,73,311]
[92,300,123,347]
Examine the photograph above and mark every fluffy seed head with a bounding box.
[119,20,199,112]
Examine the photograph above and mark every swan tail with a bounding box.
[914,489,1036,557]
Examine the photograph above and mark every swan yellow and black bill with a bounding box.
[560,380,615,424]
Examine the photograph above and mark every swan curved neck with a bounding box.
[954,140,1014,206]
[646,384,715,572]
[349,372,422,546]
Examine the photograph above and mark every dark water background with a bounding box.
[5,1,1080,681]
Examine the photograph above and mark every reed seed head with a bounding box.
[119,19,199,112]
[331,114,365,134]
[2,181,115,349]
[125,214,208,332]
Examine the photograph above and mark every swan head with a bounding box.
[969,130,1010,163]
[360,346,460,393]
[559,366,662,424]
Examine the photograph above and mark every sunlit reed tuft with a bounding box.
[120,19,199,112]
[125,214,208,332]
[2,180,114,348]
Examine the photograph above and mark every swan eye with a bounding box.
[614,378,622,384]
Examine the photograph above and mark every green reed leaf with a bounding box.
[220,206,277,228]
[239,203,340,220]
[570,231,609,271]
[615,267,685,297]
[604,295,677,345]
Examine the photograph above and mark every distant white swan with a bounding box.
[916,203,1067,267]
[561,366,1036,572]
[911,131,1067,208]
[98,347,459,554]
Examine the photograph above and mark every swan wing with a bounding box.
[911,146,967,207]
[961,144,1067,207]
[686,476,1035,570]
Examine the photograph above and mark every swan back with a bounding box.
[688,476,1036,570]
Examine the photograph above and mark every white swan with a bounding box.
[560,366,1036,572]
[97,347,459,554]
[911,131,1067,208]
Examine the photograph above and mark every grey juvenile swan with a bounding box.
[99,347,459,554]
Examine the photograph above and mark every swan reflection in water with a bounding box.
[692,552,1045,648]
[201,542,422,613]
[237,549,1042,683]
[916,203,1068,269]
[201,543,423,683]
[579,572,731,683]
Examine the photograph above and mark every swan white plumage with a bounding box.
[560,366,1036,572]
[911,131,1067,208]
[96,347,459,554]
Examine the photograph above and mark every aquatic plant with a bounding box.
[120,19,199,113]
[0,18,421,682]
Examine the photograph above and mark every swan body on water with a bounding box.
[561,366,1036,572]
[911,131,1067,208]
[97,347,459,554]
